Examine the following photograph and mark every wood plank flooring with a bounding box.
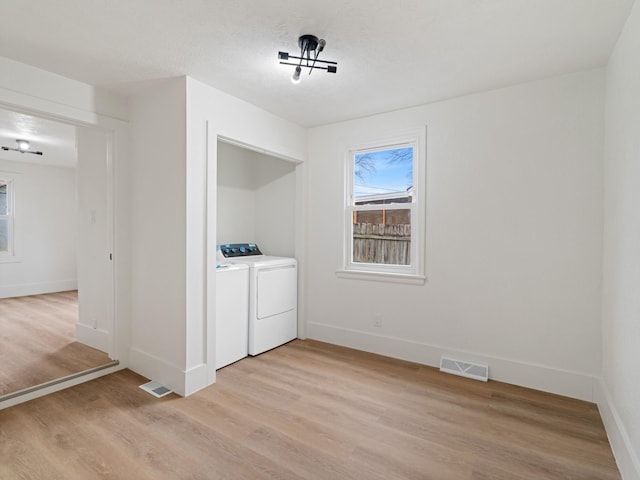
[0,339,620,479]
[0,291,111,396]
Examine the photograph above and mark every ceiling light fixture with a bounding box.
[278,34,337,84]
[291,65,302,84]
[1,139,43,156]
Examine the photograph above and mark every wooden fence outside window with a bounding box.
[353,223,411,265]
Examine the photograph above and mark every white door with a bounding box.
[75,126,114,357]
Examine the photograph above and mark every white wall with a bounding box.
[75,127,113,354]
[600,0,640,477]
[306,68,605,401]
[0,160,77,298]
[217,141,297,257]
[129,77,188,393]
[216,142,258,245]
[253,154,297,258]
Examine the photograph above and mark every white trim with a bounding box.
[184,363,209,397]
[307,321,596,402]
[295,161,308,340]
[217,135,302,165]
[356,188,412,204]
[75,323,110,353]
[335,269,426,285]
[0,256,20,264]
[0,87,125,128]
[129,348,209,397]
[0,280,77,299]
[205,123,217,387]
[595,379,640,480]
[129,347,187,396]
[104,130,116,358]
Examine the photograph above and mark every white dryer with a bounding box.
[217,244,297,355]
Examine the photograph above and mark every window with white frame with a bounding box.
[342,131,426,282]
[0,177,14,258]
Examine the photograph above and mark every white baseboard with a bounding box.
[184,363,211,397]
[595,379,640,480]
[306,322,596,402]
[0,279,78,299]
[76,323,110,353]
[129,348,212,397]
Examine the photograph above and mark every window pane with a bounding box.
[354,147,413,202]
[0,218,9,252]
[0,183,7,215]
[353,209,411,265]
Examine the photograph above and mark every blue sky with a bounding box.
[354,147,413,198]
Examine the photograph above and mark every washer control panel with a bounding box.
[218,243,263,258]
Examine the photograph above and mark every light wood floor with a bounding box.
[0,340,620,479]
[0,291,111,396]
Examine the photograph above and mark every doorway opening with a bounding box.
[0,105,118,403]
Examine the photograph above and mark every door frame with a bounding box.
[75,126,116,357]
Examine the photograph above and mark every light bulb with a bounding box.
[291,66,301,84]
[17,140,30,151]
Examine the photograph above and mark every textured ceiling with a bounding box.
[0,0,635,127]
[0,108,76,169]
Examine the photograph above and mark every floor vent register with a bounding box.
[139,380,173,398]
[440,356,489,382]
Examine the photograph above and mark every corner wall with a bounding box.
[129,78,189,394]
[127,76,306,396]
[306,68,605,402]
[187,76,306,391]
[601,0,640,477]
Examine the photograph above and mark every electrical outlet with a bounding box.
[374,314,382,327]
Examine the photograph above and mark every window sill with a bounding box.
[0,255,21,264]
[336,269,426,285]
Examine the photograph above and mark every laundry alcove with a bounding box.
[216,139,297,258]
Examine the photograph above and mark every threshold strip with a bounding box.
[0,360,120,402]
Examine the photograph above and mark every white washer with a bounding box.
[217,244,297,355]
[215,263,249,369]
